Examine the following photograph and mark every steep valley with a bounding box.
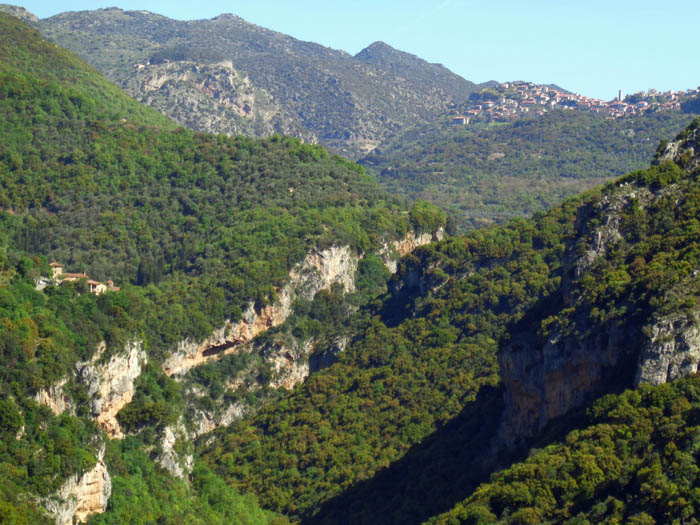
[4,8,700,525]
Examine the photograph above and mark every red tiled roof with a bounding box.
[50,262,63,267]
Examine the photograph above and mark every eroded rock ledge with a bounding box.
[44,445,111,525]
[163,245,360,378]
[36,341,147,439]
[79,341,147,439]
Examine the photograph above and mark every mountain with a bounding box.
[13,4,698,233]
[361,108,697,231]
[199,119,700,523]
[24,7,479,159]
[354,41,474,97]
[0,13,449,523]
[6,7,700,525]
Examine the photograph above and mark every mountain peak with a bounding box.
[211,13,243,22]
[363,41,395,52]
[354,41,410,62]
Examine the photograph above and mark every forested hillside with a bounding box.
[9,4,698,232]
[362,109,698,231]
[201,119,700,523]
[0,13,435,522]
[5,8,700,525]
[430,374,700,524]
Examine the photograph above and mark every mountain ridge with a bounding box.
[28,6,479,159]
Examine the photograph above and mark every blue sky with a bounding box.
[16,0,700,100]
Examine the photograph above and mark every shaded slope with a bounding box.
[429,374,700,524]
[201,118,700,522]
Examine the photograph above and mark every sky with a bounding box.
[14,0,700,101]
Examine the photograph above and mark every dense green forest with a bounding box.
[0,12,432,363]
[5,9,700,525]
[429,374,700,524]
[0,13,435,522]
[362,109,697,231]
[201,119,700,523]
[199,184,578,520]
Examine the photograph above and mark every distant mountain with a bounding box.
[26,7,479,159]
[354,41,475,96]
[0,3,35,23]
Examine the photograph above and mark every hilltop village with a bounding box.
[451,81,700,124]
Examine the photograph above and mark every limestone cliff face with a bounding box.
[34,341,146,439]
[636,312,700,385]
[499,185,648,446]
[34,378,74,416]
[290,245,359,297]
[497,132,700,446]
[265,338,314,391]
[163,245,360,378]
[161,298,292,377]
[78,341,147,439]
[499,320,636,447]
[190,402,247,439]
[157,420,194,478]
[44,445,111,525]
[121,60,315,142]
[381,228,444,273]
[171,234,442,439]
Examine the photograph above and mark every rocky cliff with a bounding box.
[43,445,111,524]
[381,228,444,273]
[34,341,147,439]
[157,420,194,478]
[636,312,700,385]
[122,59,314,142]
[163,245,360,378]
[499,318,637,447]
[498,121,700,447]
[78,341,147,439]
[34,378,74,416]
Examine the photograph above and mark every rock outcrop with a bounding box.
[157,421,193,478]
[34,341,146,439]
[381,228,444,273]
[35,378,74,416]
[44,445,111,525]
[78,341,147,439]
[266,338,314,391]
[636,312,700,385]
[499,320,637,447]
[121,60,313,142]
[190,402,247,439]
[0,4,38,23]
[163,245,360,378]
[654,119,700,173]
